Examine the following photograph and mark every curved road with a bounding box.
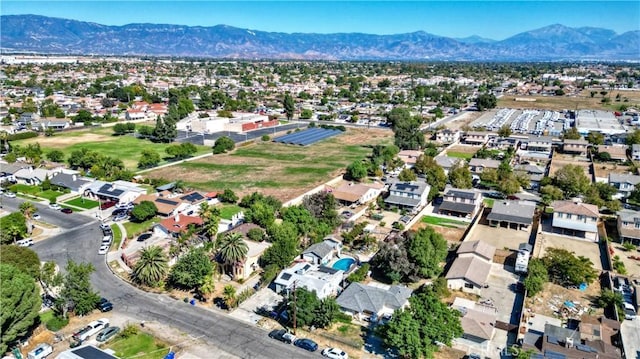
[1,197,316,359]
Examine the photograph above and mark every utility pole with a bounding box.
[292,281,297,335]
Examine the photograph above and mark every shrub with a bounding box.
[347,263,370,283]
[45,315,69,331]
[118,324,139,339]
[261,135,270,141]
[7,132,38,141]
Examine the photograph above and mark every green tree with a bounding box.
[130,201,158,222]
[562,127,581,140]
[388,108,424,150]
[131,246,169,287]
[218,189,238,203]
[283,93,295,121]
[542,248,597,286]
[475,93,497,111]
[405,227,448,278]
[597,289,623,314]
[261,222,299,269]
[212,136,235,154]
[586,131,604,145]
[0,212,28,244]
[199,202,221,241]
[137,149,161,169]
[46,149,65,162]
[113,123,128,136]
[313,297,340,328]
[300,109,313,119]
[347,263,371,283]
[169,249,213,289]
[217,232,248,277]
[523,258,548,297]
[246,200,276,227]
[398,168,417,182]
[498,125,512,138]
[59,261,100,316]
[0,245,40,278]
[0,264,41,354]
[414,155,447,191]
[553,164,591,198]
[626,129,640,147]
[222,284,237,308]
[280,205,316,238]
[448,161,473,189]
[19,202,37,219]
[346,160,368,181]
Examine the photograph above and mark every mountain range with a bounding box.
[1,15,638,61]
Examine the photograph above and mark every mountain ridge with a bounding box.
[1,14,638,61]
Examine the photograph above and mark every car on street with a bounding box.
[322,347,348,359]
[102,235,112,243]
[17,238,34,247]
[48,203,61,210]
[294,338,318,352]
[96,326,120,342]
[113,214,128,222]
[268,329,295,344]
[100,223,111,231]
[61,208,73,214]
[3,191,16,198]
[98,301,113,312]
[32,213,41,220]
[98,244,109,255]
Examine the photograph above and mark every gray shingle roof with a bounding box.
[389,181,428,195]
[336,283,412,314]
[445,256,491,287]
[609,173,640,185]
[303,242,334,259]
[457,240,496,261]
[487,201,536,225]
[384,195,421,207]
[439,201,477,214]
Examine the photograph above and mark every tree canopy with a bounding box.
[387,108,425,150]
[59,260,100,316]
[0,245,40,278]
[542,248,597,287]
[0,264,41,354]
[131,201,158,222]
[553,164,591,198]
[284,288,339,329]
[0,212,28,245]
[169,249,213,289]
[212,136,235,154]
[475,93,497,111]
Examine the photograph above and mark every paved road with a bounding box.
[1,196,89,229]
[20,199,316,359]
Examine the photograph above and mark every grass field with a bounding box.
[446,151,474,159]
[145,128,394,202]
[64,197,99,209]
[11,127,210,169]
[497,89,640,111]
[107,332,169,359]
[218,204,243,220]
[9,184,64,202]
[421,215,469,228]
[123,217,160,238]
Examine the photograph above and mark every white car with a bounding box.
[33,213,41,220]
[74,318,109,341]
[102,235,113,244]
[322,347,348,359]
[4,192,16,198]
[48,203,61,210]
[98,244,109,255]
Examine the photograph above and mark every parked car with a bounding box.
[137,233,152,242]
[113,214,128,222]
[102,235,113,244]
[268,329,295,344]
[96,326,120,342]
[48,203,61,210]
[101,201,117,210]
[61,208,73,214]
[73,319,109,341]
[33,213,41,220]
[98,244,109,255]
[99,223,111,231]
[433,196,444,205]
[98,301,113,312]
[341,211,353,219]
[322,347,348,359]
[17,238,34,247]
[294,338,318,352]
[27,343,52,359]
[3,191,16,198]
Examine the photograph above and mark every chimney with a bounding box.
[174,213,180,223]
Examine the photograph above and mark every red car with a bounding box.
[507,195,520,200]
[100,201,116,210]
[61,208,73,214]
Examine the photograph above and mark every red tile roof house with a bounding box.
[155,213,203,238]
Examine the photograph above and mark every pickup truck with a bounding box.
[73,318,109,341]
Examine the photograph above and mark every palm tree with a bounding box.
[19,202,37,219]
[131,246,169,287]
[199,202,220,241]
[217,232,248,268]
[222,284,237,308]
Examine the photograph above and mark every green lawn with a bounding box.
[446,151,474,159]
[12,128,210,170]
[10,184,40,195]
[123,217,160,238]
[110,224,123,251]
[483,198,495,208]
[37,190,65,203]
[64,197,100,209]
[218,204,243,220]
[107,332,169,359]
[421,215,469,228]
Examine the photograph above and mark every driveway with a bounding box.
[621,318,640,359]
[230,287,283,325]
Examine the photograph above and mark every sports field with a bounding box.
[11,127,210,169]
[145,128,394,202]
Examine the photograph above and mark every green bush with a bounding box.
[261,135,270,141]
[118,324,139,339]
[334,312,353,324]
[46,315,69,331]
[7,132,38,141]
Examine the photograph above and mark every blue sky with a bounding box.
[2,1,639,40]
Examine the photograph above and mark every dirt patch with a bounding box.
[593,162,632,180]
[447,144,481,155]
[411,221,466,243]
[434,345,467,359]
[549,152,592,178]
[445,111,485,131]
[498,90,640,111]
[525,282,603,319]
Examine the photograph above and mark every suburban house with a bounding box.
[384,181,430,210]
[125,108,147,121]
[50,172,93,193]
[301,238,342,265]
[608,173,640,199]
[397,150,423,168]
[616,209,640,245]
[525,136,553,154]
[464,131,490,145]
[438,188,482,219]
[273,262,344,299]
[336,283,412,321]
[632,144,640,161]
[133,191,207,217]
[550,200,600,241]
[155,213,203,238]
[434,155,463,175]
[34,119,72,131]
[522,320,621,359]
[14,167,58,186]
[0,162,26,183]
[468,158,501,175]
[562,139,590,156]
[436,129,461,145]
[216,223,272,280]
[86,180,146,204]
[598,145,628,161]
[331,182,385,206]
[445,240,496,295]
[452,297,497,345]
[486,200,536,230]
[514,164,547,190]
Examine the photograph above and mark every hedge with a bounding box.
[8,132,38,141]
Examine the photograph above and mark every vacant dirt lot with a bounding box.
[411,221,467,243]
[498,89,640,111]
[444,111,485,131]
[525,281,603,319]
[446,144,481,156]
[538,233,604,271]
[549,152,592,178]
[593,162,633,180]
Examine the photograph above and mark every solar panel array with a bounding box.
[274,128,342,146]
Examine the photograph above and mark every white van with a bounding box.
[17,238,34,247]
[27,343,52,359]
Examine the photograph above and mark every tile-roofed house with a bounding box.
[384,180,430,210]
[608,173,640,199]
[598,145,627,161]
[331,182,384,205]
[563,139,590,156]
[336,282,412,321]
[155,213,203,238]
[487,200,536,230]
[456,240,496,262]
[397,150,423,168]
[445,256,492,295]
[273,262,344,299]
[50,172,93,193]
[617,209,640,245]
[550,200,600,241]
[438,188,482,219]
[468,158,501,174]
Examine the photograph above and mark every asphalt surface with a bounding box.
[5,196,317,359]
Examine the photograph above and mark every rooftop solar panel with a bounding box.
[181,192,205,202]
[156,198,179,205]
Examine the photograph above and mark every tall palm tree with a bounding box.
[217,232,248,278]
[131,246,169,287]
[199,202,220,241]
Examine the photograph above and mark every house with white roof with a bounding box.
[273,262,344,299]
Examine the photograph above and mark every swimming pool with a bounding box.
[333,257,356,271]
